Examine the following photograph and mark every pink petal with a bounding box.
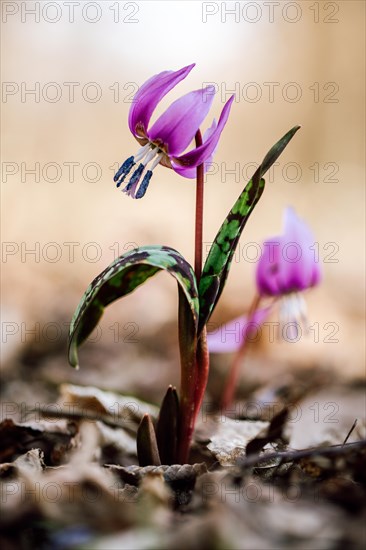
[276,208,319,292]
[282,207,322,290]
[256,236,284,296]
[147,86,216,156]
[207,307,271,353]
[256,208,321,296]
[173,120,217,179]
[128,64,195,139]
[171,95,234,170]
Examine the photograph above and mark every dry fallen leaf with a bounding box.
[207,417,269,467]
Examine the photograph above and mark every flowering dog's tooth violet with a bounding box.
[114,64,234,198]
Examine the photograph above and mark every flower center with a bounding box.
[114,143,165,199]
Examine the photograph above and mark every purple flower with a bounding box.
[114,64,234,198]
[208,208,321,353]
[256,207,321,296]
[256,207,321,333]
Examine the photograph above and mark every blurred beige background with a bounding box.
[1,1,365,381]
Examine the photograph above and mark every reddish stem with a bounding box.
[193,327,209,420]
[194,129,204,283]
[178,328,209,465]
[220,293,262,411]
[177,130,207,464]
[177,373,196,464]
[192,129,210,446]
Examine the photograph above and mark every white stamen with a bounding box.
[297,293,308,320]
[125,145,164,199]
[143,147,158,166]
[134,144,150,163]
[149,152,164,171]
[134,144,163,172]
[279,292,309,339]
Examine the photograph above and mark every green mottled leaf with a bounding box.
[198,125,300,332]
[68,245,199,368]
[259,125,301,177]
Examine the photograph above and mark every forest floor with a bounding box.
[1,331,365,550]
